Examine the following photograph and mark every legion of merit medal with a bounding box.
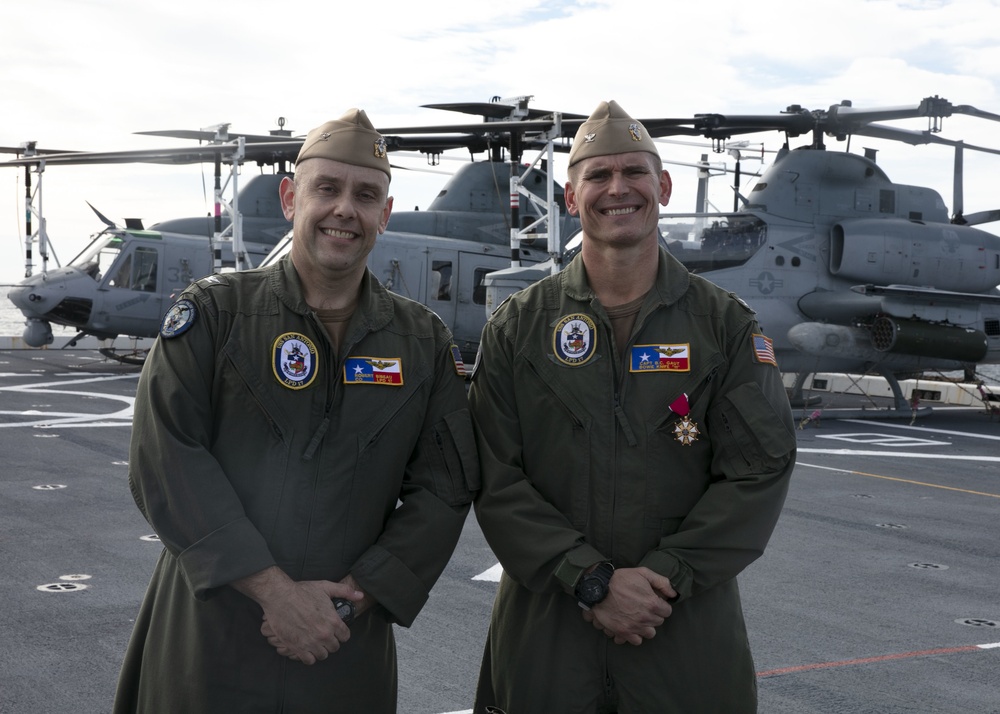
[669,393,700,446]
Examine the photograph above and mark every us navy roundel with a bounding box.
[553,313,597,366]
[273,332,318,390]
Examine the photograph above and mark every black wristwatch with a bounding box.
[575,562,614,610]
[333,598,356,624]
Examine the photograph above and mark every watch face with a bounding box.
[578,577,606,605]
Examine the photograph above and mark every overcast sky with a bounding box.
[3,0,1000,285]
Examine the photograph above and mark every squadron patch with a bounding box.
[630,344,691,373]
[272,333,319,390]
[160,300,196,338]
[553,314,597,366]
[344,356,404,385]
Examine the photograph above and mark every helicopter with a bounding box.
[7,95,1000,412]
[463,95,1000,414]
[2,109,581,363]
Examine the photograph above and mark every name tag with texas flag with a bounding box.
[343,356,404,385]
[630,344,691,373]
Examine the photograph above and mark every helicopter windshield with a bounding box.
[661,213,767,273]
[68,231,125,282]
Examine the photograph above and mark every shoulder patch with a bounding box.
[751,333,778,367]
[450,344,468,377]
[160,299,197,338]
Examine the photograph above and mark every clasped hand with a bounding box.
[258,578,365,665]
[581,566,676,646]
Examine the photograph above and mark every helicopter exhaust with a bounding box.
[788,319,988,363]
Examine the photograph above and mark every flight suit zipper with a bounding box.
[302,310,343,462]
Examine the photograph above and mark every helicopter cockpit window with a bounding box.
[107,247,158,292]
[662,214,767,274]
[432,260,452,301]
[69,232,125,282]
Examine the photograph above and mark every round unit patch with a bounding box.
[553,314,597,366]
[273,333,319,390]
[160,299,197,338]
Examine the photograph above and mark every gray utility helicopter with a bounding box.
[2,108,581,363]
[463,95,1000,414]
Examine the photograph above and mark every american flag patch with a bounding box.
[450,344,467,377]
[752,334,777,366]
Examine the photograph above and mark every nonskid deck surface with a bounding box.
[2,348,998,714]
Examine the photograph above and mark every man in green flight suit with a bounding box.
[114,108,479,713]
[470,100,797,713]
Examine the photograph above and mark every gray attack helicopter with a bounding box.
[406,95,1000,414]
[2,107,582,363]
[7,94,1000,412]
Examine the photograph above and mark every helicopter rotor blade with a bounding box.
[956,208,1000,226]
[86,201,119,228]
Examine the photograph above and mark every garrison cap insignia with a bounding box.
[582,132,597,144]
[752,333,778,367]
[374,137,388,159]
[450,344,467,377]
[628,123,643,142]
[344,356,404,385]
[630,344,691,373]
[553,314,596,366]
[273,333,319,390]
[160,299,196,338]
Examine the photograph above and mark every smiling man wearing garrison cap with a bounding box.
[469,99,796,712]
[114,109,478,714]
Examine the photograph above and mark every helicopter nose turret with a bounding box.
[22,318,54,347]
[6,284,56,347]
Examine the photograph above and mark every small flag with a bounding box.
[752,334,777,366]
[450,345,467,377]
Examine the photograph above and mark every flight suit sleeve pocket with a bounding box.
[424,408,481,506]
[710,382,796,476]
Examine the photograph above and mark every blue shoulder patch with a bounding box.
[160,299,197,338]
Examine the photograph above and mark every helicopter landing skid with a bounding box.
[98,346,149,366]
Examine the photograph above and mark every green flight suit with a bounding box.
[114,255,479,713]
[471,248,796,713]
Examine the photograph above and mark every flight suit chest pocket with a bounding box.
[220,339,293,443]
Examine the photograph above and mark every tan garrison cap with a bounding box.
[295,108,391,178]
[568,100,659,167]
